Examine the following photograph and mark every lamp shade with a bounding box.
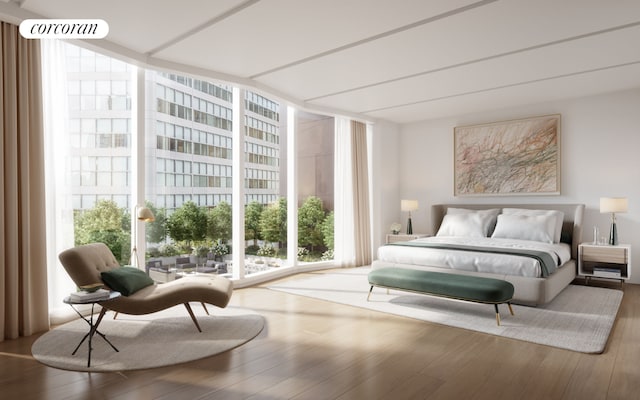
[137,206,155,222]
[600,197,628,213]
[401,199,419,212]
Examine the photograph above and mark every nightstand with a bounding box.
[386,233,429,244]
[578,243,631,286]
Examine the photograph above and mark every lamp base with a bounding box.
[406,218,413,235]
[609,222,618,246]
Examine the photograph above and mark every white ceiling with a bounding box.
[2,0,640,124]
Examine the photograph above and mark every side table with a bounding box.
[578,243,631,287]
[63,291,121,367]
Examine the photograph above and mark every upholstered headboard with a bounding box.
[431,204,585,259]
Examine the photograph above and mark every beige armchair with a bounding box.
[59,243,233,332]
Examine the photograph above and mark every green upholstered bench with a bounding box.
[367,267,515,325]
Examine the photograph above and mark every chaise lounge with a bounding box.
[58,243,234,332]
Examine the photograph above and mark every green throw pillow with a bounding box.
[101,266,154,296]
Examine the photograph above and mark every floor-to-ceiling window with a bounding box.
[45,43,335,309]
[296,111,335,264]
[65,43,133,264]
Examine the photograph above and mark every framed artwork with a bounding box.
[454,114,560,196]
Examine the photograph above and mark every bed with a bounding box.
[372,203,585,305]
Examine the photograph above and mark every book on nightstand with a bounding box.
[592,267,621,279]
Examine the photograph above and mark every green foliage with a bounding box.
[321,211,334,250]
[321,249,334,261]
[297,247,309,260]
[245,244,260,255]
[74,200,130,264]
[211,239,229,257]
[297,196,326,251]
[193,245,210,259]
[166,201,207,246]
[144,202,167,244]
[158,243,180,257]
[244,201,263,245]
[257,243,276,257]
[75,200,124,245]
[88,229,130,264]
[260,197,287,247]
[207,201,232,242]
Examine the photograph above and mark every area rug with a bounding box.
[268,267,623,354]
[32,305,265,372]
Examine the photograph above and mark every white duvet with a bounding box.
[377,236,572,278]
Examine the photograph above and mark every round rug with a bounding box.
[32,305,265,372]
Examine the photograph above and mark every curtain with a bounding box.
[334,117,372,267]
[350,120,372,266]
[1,22,49,341]
[334,117,354,266]
[41,40,76,324]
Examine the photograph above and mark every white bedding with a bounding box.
[377,236,572,278]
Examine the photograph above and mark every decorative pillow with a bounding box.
[491,214,556,243]
[445,208,501,237]
[101,266,154,296]
[436,213,488,238]
[502,208,564,243]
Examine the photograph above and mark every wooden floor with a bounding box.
[1,270,639,400]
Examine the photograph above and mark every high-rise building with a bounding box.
[66,43,283,214]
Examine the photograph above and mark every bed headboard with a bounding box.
[431,204,585,259]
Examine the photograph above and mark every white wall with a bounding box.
[383,88,640,283]
[370,120,401,253]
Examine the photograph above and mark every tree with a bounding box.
[207,201,232,243]
[297,196,326,252]
[321,211,334,251]
[74,199,129,263]
[144,202,168,244]
[245,201,263,246]
[260,197,287,250]
[166,201,207,248]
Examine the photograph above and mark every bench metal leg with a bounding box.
[494,302,514,326]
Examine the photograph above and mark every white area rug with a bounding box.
[268,267,623,353]
[32,305,265,372]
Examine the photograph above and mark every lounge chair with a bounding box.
[58,243,233,332]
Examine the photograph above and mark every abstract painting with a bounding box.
[454,114,560,196]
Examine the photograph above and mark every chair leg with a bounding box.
[201,302,209,315]
[113,312,119,320]
[184,303,202,332]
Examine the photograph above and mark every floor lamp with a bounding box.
[401,200,419,235]
[131,205,155,268]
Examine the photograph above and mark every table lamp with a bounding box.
[600,197,627,245]
[401,199,419,234]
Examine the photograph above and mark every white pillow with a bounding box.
[491,214,556,243]
[436,213,488,238]
[502,208,564,243]
[446,208,500,237]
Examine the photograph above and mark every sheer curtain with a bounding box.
[41,40,77,323]
[350,120,372,266]
[0,22,49,340]
[334,117,372,267]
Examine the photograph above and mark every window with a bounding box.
[46,42,336,307]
